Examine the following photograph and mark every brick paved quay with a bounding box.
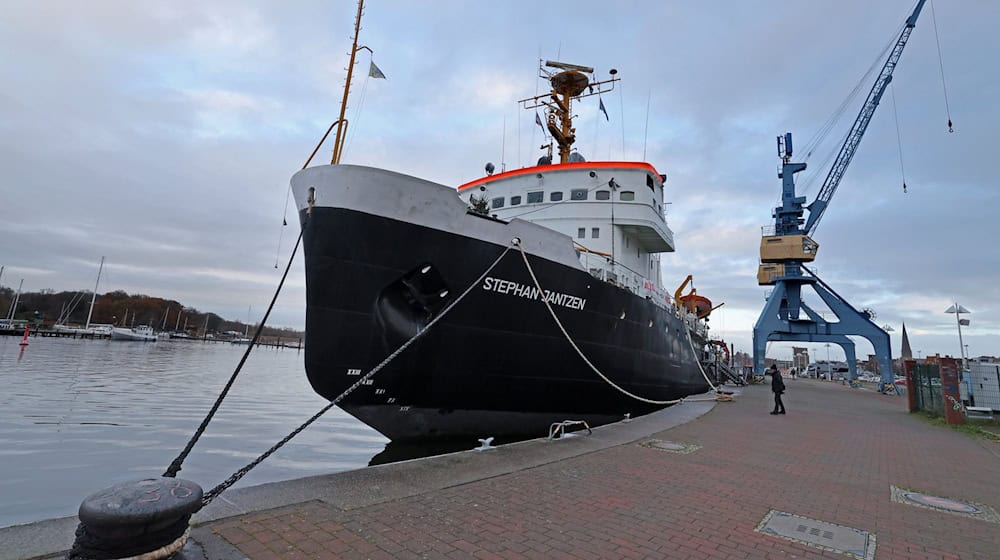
[7,380,999,559]
[197,380,1000,560]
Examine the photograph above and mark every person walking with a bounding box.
[769,364,786,415]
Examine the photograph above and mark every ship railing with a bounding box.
[683,313,708,338]
[577,249,671,310]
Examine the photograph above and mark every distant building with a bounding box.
[792,347,809,372]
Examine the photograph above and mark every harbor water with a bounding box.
[0,336,390,529]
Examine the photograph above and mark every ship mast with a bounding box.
[330,0,370,164]
[519,61,619,164]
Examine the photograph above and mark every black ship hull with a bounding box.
[299,197,710,441]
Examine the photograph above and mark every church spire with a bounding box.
[900,322,913,359]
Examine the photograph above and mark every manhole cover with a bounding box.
[638,439,701,454]
[891,486,1000,523]
[904,492,980,513]
[755,510,875,560]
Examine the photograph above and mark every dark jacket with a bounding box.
[771,370,785,394]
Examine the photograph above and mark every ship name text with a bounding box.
[482,277,587,310]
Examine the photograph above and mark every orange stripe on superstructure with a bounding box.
[456,161,662,192]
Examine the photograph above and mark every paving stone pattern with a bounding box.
[209,380,1000,559]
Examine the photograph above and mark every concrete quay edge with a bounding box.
[1,395,718,560]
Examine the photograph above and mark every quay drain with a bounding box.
[890,485,1000,523]
[638,439,701,454]
[755,510,876,560]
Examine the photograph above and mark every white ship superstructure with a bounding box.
[459,161,675,307]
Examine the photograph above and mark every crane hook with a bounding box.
[902,182,908,194]
[947,119,954,133]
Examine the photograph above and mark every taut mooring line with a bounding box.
[199,245,512,505]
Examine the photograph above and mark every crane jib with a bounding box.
[804,1,923,236]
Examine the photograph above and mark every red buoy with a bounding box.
[18,325,29,346]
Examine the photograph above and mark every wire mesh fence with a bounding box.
[912,363,943,416]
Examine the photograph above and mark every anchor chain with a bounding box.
[199,245,512,506]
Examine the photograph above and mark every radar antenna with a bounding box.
[518,60,618,164]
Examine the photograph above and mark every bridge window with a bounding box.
[577,228,585,239]
[510,195,522,206]
[646,174,655,191]
[550,192,563,202]
[620,191,635,201]
[571,189,588,201]
[491,197,504,209]
[591,227,600,239]
[596,190,610,200]
[527,191,543,203]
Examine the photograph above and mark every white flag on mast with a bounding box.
[368,61,386,79]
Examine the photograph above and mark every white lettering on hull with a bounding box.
[482,276,587,311]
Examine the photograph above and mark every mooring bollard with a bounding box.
[70,477,202,560]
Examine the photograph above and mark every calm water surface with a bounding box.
[0,336,390,529]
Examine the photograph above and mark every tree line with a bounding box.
[0,287,303,339]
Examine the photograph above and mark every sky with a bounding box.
[1,0,997,363]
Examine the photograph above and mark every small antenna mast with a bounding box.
[642,89,651,161]
[501,115,507,172]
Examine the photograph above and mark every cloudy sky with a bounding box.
[1,1,996,363]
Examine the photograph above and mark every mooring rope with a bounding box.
[514,239,683,406]
[683,321,720,394]
[163,230,304,479]
[164,119,342,479]
[199,245,512,506]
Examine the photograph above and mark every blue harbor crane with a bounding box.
[752,0,927,391]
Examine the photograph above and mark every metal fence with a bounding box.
[967,363,1000,411]
[912,363,943,416]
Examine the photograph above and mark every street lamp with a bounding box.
[825,343,831,380]
[944,303,970,369]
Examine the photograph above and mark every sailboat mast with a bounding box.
[7,278,23,321]
[85,256,104,330]
[330,0,365,164]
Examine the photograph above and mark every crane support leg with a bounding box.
[752,270,893,389]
